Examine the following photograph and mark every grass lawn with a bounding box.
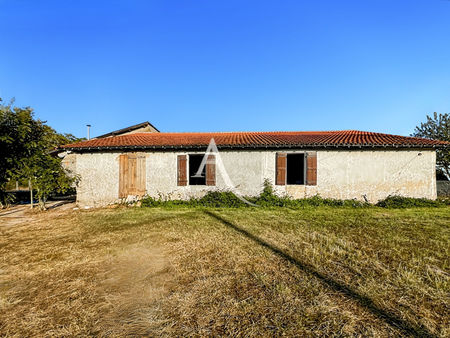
[1,206,449,336]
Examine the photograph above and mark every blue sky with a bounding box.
[1,0,449,138]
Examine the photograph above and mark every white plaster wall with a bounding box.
[75,152,121,206]
[146,151,270,200]
[307,150,436,202]
[73,149,436,206]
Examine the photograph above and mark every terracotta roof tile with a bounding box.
[61,130,449,151]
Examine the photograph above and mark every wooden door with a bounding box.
[119,153,146,198]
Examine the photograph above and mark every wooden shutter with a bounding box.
[276,153,287,185]
[119,154,129,198]
[177,155,187,186]
[127,153,138,195]
[136,154,146,195]
[119,153,146,197]
[206,154,216,186]
[306,152,317,185]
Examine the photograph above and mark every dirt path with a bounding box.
[0,201,76,228]
[0,205,174,336]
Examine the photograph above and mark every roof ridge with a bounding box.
[124,130,360,136]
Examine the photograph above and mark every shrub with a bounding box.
[140,191,249,208]
[292,196,369,208]
[196,191,248,208]
[141,195,192,208]
[140,196,163,207]
[376,196,444,208]
[140,181,371,209]
[141,184,448,209]
[438,197,450,205]
[252,179,295,207]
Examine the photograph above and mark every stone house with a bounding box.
[59,127,448,207]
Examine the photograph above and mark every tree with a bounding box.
[0,98,81,208]
[18,148,77,209]
[1,99,39,205]
[412,112,450,180]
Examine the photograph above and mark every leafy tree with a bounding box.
[0,98,81,208]
[18,148,77,209]
[412,112,450,180]
[1,99,38,205]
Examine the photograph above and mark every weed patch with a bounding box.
[141,181,448,209]
[376,195,449,208]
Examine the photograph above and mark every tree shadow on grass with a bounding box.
[204,210,434,338]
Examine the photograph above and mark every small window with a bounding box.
[189,154,206,185]
[286,153,305,185]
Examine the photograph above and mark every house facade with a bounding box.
[60,130,448,207]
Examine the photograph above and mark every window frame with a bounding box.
[188,154,207,186]
[285,152,307,186]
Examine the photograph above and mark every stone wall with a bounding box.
[72,149,436,206]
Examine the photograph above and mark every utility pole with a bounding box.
[29,179,33,209]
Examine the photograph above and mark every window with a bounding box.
[189,154,206,185]
[286,153,305,185]
[276,152,316,186]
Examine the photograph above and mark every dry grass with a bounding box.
[0,206,449,336]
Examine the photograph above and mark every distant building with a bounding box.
[94,121,159,138]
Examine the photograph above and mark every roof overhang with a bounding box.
[62,143,446,153]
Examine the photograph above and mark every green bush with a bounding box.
[140,191,249,208]
[250,179,299,207]
[438,197,450,205]
[291,196,369,208]
[140,196,163,207]
[196,191,248,208]
[376,196,445,208]
[141,181,370,209]
[140,195,192,208]
[140,182,448,209]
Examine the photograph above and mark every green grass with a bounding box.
[1,206,449,336]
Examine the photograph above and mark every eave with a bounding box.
[61,142,447,153]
